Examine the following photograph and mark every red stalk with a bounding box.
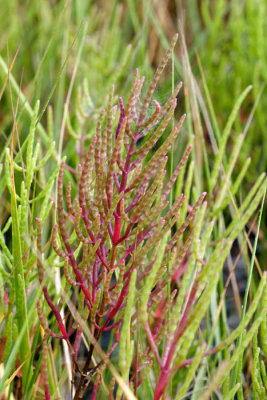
[113,215,121,243]
[155,283,199,398]
[44,384,50,400]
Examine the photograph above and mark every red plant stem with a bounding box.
[110,245,117,270]
[105,338,118,359]
[113,215,121,243]
[114,223,132,245]
[95,318,121,332]
[155,344,224,400]
[131,359,153,389]
[120,228,154,280]
[110,137,136,260]
[155,283,199,399]
[36,218,69,337]
[132,310,169,385]
[106,277,130,322]
[74,330,82,360]
[55,204,100,310]
[153,315,170,342]
[167,283,199,362]
[102,242,109,262]
[116,97,125,138]
[92,260,99,302]
[41,287,68,338]
[178,284,199,331]
[175,343,224,370]
[107,229,150,291]
[113,231,145,271]
[95,270,105,287]
[154,369,169,400]
[81,209,110,270]
[66,252,93,311]
[119,139,136,195]
[144,322,162,368]
[44,384,50,400]
[108,222,114,239]
[114,172,120,189]
[91,378,101,400]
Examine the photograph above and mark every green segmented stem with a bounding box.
[140,234,168,324]
[134,99,177,156]
[210,85,252,191]
[139,33,178,124]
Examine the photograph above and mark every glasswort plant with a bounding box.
[36,33,192,398]
[34,33,267,400]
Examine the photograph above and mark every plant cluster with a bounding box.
[33,35,267,400]
[36,34,194,399]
